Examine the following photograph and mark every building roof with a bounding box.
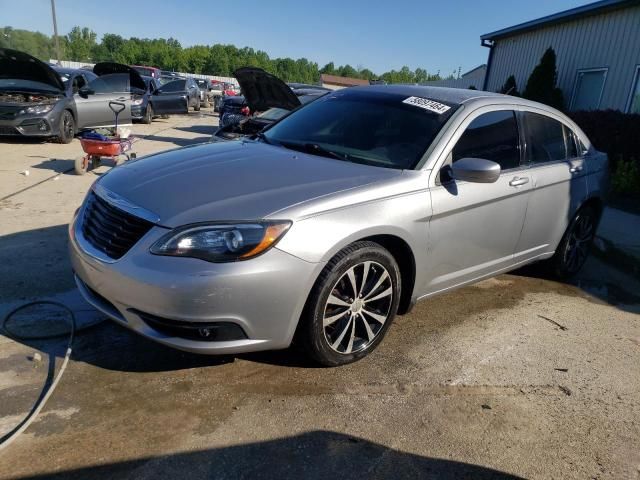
[481,0,639,41]
[320,74,369,87]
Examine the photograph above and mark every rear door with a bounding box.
[149,79,189,115]
[425,108,531,294]
[514,111,589,259]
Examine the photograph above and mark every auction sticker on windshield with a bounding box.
[402,96,451,114]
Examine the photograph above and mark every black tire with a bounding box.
[549,205,599,279]
[142,104,153,124]
[194,100,201,112]
[299,241,401,366]
[56,110,75,144]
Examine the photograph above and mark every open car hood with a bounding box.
[93,62,147,91]
[0,48,65,92]
[234,67,300,113]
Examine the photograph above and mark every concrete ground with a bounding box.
[0,112,639,480]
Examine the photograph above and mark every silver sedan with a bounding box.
[69,85,608,366]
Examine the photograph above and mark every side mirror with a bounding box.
[78,87,94,98]
[451,157,501,183]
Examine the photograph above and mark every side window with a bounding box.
[524,112,566,163]
[564,125,578,158]
[72,75,86,93]
[452,110,521,170]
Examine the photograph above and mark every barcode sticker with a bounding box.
[402,96,451,114]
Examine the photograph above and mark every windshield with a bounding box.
[159,79,186,92]
[263,90,459,169]
[197,80,208,89]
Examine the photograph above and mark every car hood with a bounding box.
[0,48,65,92]
[93,62,147,91]
[97,141,401,227]
[234,67,300,112]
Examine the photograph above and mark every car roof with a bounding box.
[347,84,503,104]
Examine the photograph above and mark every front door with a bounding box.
[74,73,134,129]
[424,109,531,295]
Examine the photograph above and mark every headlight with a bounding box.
[132,97,144,105]
[150,221,291,262]
[20,104,55,115]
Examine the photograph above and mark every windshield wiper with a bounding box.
[255,132,276,145]
[279,141,350,162]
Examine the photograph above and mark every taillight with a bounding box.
[241,106,250,116]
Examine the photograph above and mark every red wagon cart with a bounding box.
[74,101,137,175]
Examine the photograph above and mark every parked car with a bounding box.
[210,81,224,111]
[69,85,607,366]
[218,93,246,117]
[213,67,329,141]
[196,79,215,108]
[0,49,188,142]
[131,75,162,124]
[159,71,181,85]
[131,65,161,81]
[149,77,200,114]
[0,49,144,143]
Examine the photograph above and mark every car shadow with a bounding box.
[174,124,218,136]
[16,430,525,480]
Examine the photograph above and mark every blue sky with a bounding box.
[4,0,591,75]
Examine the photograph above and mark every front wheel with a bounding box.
[194,100,201,112]
[142,104,153,124]
[299,241,401,366]
[56,110,75,144]
[550,205,599,278]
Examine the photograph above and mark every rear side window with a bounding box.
[452,110,520,170]
[564,126,578,158]
[524,112,566,163]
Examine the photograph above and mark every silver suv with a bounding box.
[69,86,608,366]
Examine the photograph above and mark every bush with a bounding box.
[522,48,564,110]
[568,110,640,195]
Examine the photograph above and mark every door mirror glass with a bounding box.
[451,157,501,183]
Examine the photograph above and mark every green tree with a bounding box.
[65,26,96,62]
[523,47,564,110]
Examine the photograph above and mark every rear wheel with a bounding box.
[299,241,401,366]
[194,99,201,112]
[56,110,75,144]
[550,205,598,278]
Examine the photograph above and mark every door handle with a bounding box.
[115,97,127,101]
[570,166,583,173]
[509,177,529,187]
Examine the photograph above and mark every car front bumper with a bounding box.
[0,112,59,137]
[68,209,323,355]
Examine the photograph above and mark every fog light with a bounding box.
[38,120,48,131]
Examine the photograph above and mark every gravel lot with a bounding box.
[0,112,639,480]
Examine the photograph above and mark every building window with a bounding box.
[627,65,640,114]
[571,68,607,110]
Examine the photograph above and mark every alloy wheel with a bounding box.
[323,261,393,354]
[562,211,595,274]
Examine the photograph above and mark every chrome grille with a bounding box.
[81,191,154,260]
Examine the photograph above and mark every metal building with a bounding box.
[481,0,640,112]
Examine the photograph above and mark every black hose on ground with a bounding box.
[0,301,104,452]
